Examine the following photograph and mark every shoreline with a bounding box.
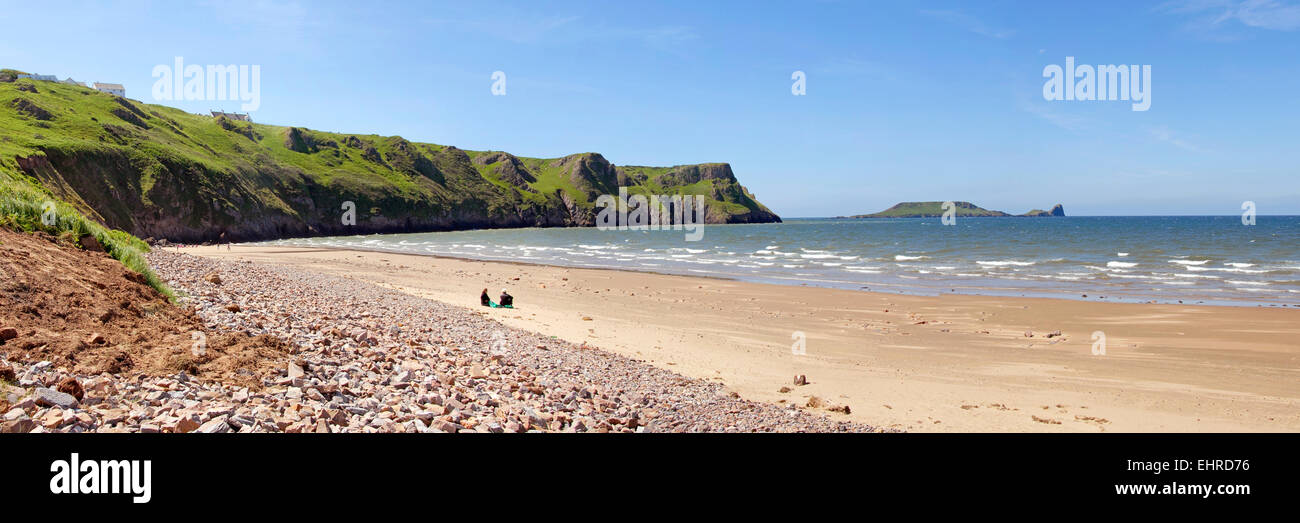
[181,244,1300,433]
[231,240,1299,309]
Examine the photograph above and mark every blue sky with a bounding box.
[2,0,1298,216]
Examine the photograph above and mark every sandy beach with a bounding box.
[181,244,1300,433]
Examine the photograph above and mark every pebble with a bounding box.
[0,251,883,433]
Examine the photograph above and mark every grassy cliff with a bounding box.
[0,76,779,243]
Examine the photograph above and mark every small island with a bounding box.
[841,201,1065,218]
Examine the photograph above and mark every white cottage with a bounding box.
[93,82,125,97]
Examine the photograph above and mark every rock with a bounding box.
[56,377,85,401]
[469,365,488,379]
[196,418,231,433]
[0,327,17,342]
[225,304,241,313]
[204,272,222,285]
[1,417,37,433]
[85,332,106,345]
[1046,330,1062,338]
[0,363,15,382]
[79,234,104,252]
[34,387,78,408]
[288,362,305,379]
[793,375,807,386]
[175,417,201,433]
[1024,331,1034,337]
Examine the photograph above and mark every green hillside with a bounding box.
[0,76,779,243]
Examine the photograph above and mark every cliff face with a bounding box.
[0,79,779,243]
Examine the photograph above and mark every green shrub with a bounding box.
[0,174,173,299]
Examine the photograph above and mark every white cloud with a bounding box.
[1020,100,1090,132]
[1147,125,1202,151]
[919,9,1014,39]
[1158,0,1300,31]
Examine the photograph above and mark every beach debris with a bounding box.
[1046,330,1062,338]
[1023,331,1034,337]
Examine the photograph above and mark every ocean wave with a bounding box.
[895,255,928,261]
[1186,266,1266,274]
[978,260,1036,267]
[1225,262,1255,268]
[1117,252,1129,257]
[1107,261,1138,268]
[1169,260,1209,266]
[800,253,838,259]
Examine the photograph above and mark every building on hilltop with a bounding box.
[93,82,125,97]
[31,74,58,82]
[211,111,252,122]
[62,78,88,87]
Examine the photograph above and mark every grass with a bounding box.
[0,74,777,246]
[0,171,173,300]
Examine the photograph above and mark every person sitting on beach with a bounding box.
[480,288,493,307]
[499,288,513,307]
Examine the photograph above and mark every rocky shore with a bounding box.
[2,251,874,433]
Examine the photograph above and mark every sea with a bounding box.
[252,216,1300,307]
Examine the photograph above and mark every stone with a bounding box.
[1,417,36,433]
[0,327,17,342]
[204,272,222,285]
[175,417,201,433]
[85,332,106,345]
[196,418,231,433]
[56,377,85,401]
[469,365,488,379]
[793,375,807,386]
[34,387,78,408]
[0,363,15,382]
[288,362,305,379]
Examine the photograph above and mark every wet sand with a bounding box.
[183,244,1300,432]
